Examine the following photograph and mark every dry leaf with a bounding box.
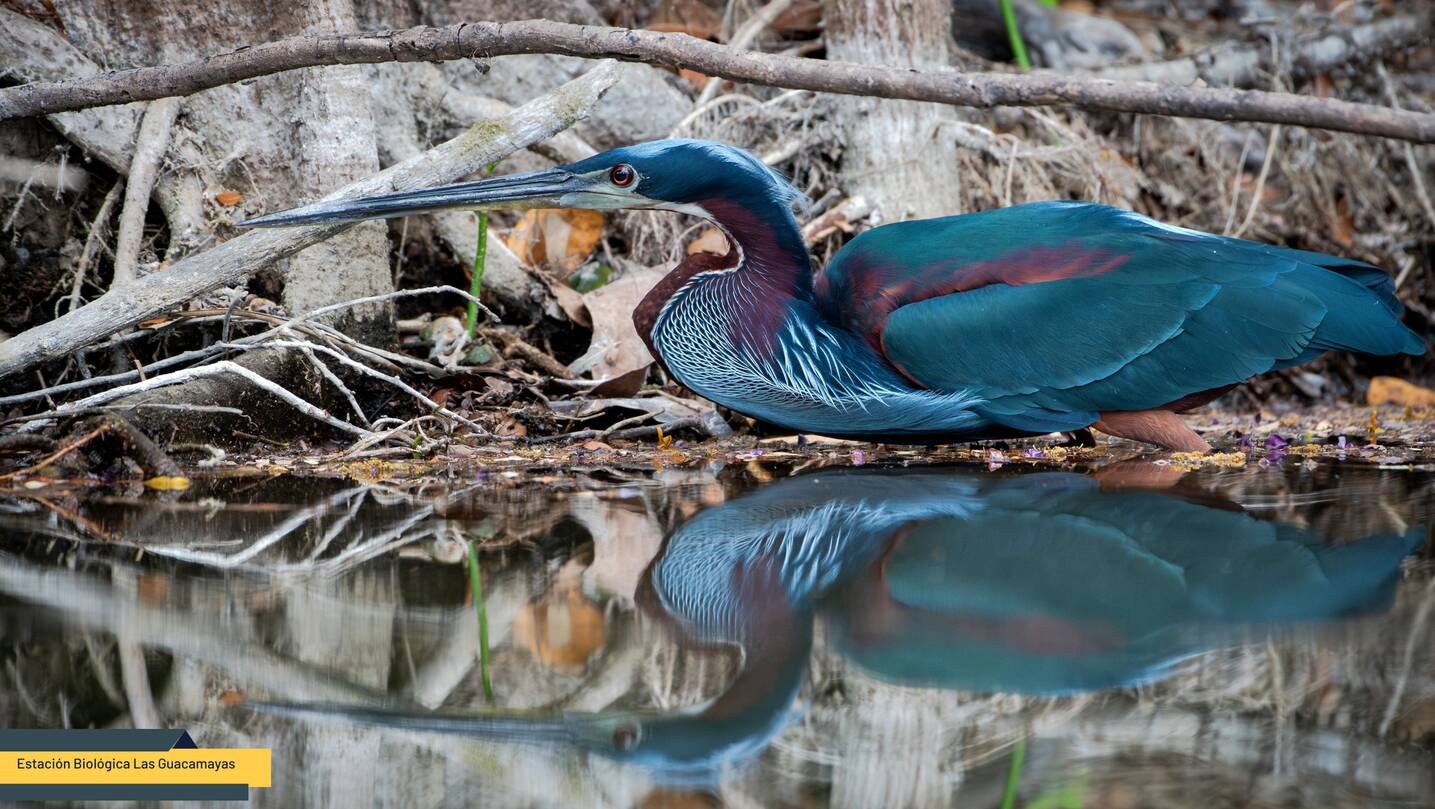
[678,68,710,90]
[494,414,528,437]
[215,190,243,206]
[686,227,729,256]
[505,208,605,272]
[772,1,823,34]
[1328,197,1355,249]
[568,265,667,382]
[1368,376,1435,407]
[647,0,722,39]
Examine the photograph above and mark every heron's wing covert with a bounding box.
[816,202,1420,434]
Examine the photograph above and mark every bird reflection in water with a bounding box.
[252,468,1422,779]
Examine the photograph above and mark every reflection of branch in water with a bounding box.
[133,485,364,569]
[1379,574,1435,737]
[0,556,384,704]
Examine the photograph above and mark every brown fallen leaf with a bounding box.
[505,208,604,272]
[686,227,729,256]
[1368,376,1435,407]
[1328,197,1355,249]
[772,1,823,34]
[646,0,723,39]
[678,68,710,90]
[568,265,668,383]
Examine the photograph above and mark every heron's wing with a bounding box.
[817,202,1420,433]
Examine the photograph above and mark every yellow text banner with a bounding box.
[0,750,270,787]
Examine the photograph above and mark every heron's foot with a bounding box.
[1093,410,1212,454]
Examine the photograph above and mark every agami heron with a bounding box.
[247,140,1425,451]
[249,467,1421,778]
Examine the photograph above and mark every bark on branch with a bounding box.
[1,19,1433,142]
[0,61,620,381]
[1092,13,1431,87]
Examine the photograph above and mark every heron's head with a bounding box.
[242,139,800,229]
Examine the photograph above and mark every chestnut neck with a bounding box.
[695,195,813,300]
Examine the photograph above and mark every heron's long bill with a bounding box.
[241,168,592,228]
[246,701,583,745]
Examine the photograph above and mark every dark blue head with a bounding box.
[243,139,802,234]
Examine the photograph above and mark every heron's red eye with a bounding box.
[609,164,636,187]
[612,724,639,752]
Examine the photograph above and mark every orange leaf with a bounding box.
[678,68,710,90]
[503,208,605,272]
[647,0,722,39]
[1328,197,1355,249]
[686,227,728,256]
[215,190,243,206]
[1368,376,1435,407]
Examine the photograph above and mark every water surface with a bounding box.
[1,459,1432,808]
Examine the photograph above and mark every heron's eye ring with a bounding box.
[609,164,636,188]
[612,724,640,752]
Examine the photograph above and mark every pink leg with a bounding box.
[1093,409,1212,453]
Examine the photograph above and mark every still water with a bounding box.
[2,458,1432,808]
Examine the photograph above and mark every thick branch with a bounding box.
[112,97,181,288]
[1,19,1433,142]
[1093,14,1431,87]
[0,61,620,380]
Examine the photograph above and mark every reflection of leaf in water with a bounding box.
[513,590,606,672]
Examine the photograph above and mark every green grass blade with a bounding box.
[466,540,494,702]
[464,211,489,340]
[1000,736,1028,809]
[1000,0,1034,70]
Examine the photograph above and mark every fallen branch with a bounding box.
[0,20,1429,143]
[112,97,181,288]
[1,20,1433,142]
[1093,14,1431,88]
[0,62,620,380]
[0,286,485,408]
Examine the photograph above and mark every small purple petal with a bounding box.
[1023,447,1046,458]
[1265,434,1288,449]
[1267,448,1287,463]
[1237,433,1253,450]
[987,449,1005,471]
[852,449,867,466]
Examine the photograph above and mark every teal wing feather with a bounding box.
[819,202,1424,431]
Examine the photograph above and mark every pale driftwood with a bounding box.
[1093,14,1431,88]
[2,20,1434,142]
[0,61,621,380]
[69,182,123,313]
[218,340,486,433]
[58,360,374,438]
[0,285,486,407]
[112,97,181,288]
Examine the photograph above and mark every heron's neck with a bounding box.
[695,196,812,299]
